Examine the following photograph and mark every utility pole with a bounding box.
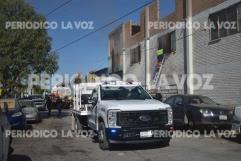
[144,5,150,90]
[122,25,126,81]
[183,0,193,94]
[183,0,188,94]
[186,0,194,94]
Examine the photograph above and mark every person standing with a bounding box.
[45,96,52,117]
[156,48,164,62]
[154,48,165,76]
[56,97,62,117]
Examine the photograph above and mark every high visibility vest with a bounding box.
[156,49,164,56]
[0,88,3,97]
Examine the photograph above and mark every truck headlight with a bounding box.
[199,109,214,117]
[167,107,173,125]
[12,112,23,117]
[107,110,120,128]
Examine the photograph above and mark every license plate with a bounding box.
[140,131,153,138]
[219,115,227,120]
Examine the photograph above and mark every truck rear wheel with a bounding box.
[162,138,170,146]
[74,115,83,130]
[98,122,111,150]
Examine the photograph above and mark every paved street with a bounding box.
[9,110,241,161]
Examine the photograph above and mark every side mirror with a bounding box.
[81,95,90,104]
[12,112,23,118]
[87,100,93,104]
[89,98,97,106]
[21,105,27,108]
[154,93,163,102]
[176,102,183,106]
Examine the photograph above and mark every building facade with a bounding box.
[108,0,241,105]
[191,0,241,105]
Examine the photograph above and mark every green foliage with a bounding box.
[0,0,59,94]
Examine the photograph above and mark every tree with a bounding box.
[0,0,58,95]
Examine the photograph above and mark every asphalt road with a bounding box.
[9,110,241,161]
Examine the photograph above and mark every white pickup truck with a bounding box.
[73,81,173,150]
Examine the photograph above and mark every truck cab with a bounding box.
[87,81,173,150]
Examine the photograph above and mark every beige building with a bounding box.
[108,0,241,105]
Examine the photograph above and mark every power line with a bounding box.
[54,0,153,52]
[45,0,73,17]
[108,28,203,57]
[110,28,241,58]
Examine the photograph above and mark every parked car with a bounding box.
[19,99,41,122]
[26,95,46,111]
[232,106,241,137]
[0,99,26,129]
[0,107,11,161]
[164,95,233,129]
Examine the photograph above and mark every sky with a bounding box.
[26,0,175,76]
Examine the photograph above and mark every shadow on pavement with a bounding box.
[25,124,33,130]
[110,143,169,151]
[39,110,71,119]
[8,154,32,161]
[225,136,241,144]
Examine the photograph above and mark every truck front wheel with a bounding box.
[157,138,170,147]
[98,122,111,150]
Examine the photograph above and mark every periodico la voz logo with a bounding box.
[5,21,94,30]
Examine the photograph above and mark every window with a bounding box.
[164,96,175,106]
[131,25,140,35]
[158,32,176,54]
[111,49,123,73]
[219,12,227,37]
[130,45,141,65]
[174,96,183,106]
[209,3,239,41]
[210,14,219,40]
[226,7,238,35]
[100,86,152,100]
[170,32,176,52]
[188,96,216,105]
[91,89,98,102]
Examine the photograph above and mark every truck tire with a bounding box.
[163,138,170,146]
[187,115,196,130]
[74,115,83,130]
[98,122,111,150]
[158,138,170,147]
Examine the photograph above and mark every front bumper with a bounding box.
[106,125,173,144]
[25,113,39,121]
[196,115,232,130]
[36,105,46,111]
[232,121,241,134]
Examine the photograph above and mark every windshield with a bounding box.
[19,100,35,108]
[29,95,43,99]
[188,96,217,105]
[100,86,152,100]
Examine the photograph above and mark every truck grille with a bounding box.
[117,110,168,127]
